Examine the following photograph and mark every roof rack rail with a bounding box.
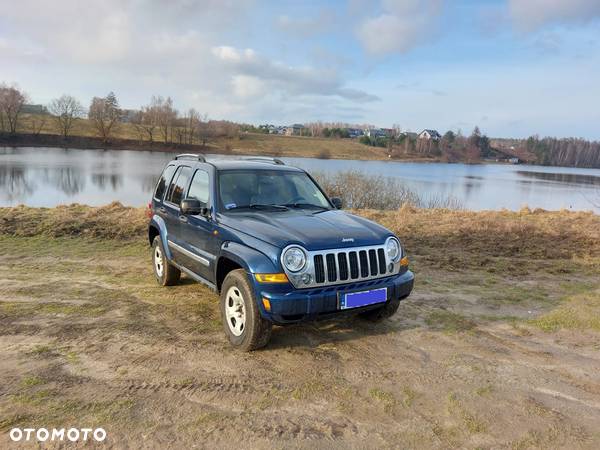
[175,153,206,162]
[242,157,285,165]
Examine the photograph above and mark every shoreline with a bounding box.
[2,133,600,171]
[0,132,515,165]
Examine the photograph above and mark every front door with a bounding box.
[177,169,217,281]
[162,165,192,265]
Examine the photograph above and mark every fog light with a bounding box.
[388,263,394,272]
[301,273,312,284]
[262,297,271,312]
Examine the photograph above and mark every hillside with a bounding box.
[4,114,425,161]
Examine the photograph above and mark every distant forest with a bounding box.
[523,137,600,168]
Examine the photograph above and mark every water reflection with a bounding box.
[141,174,160,192]
[0,146,599,212]
[0,166,35,202]
[92,173,123,191]
[517,170,600,186]
[41,167,86,195]
[461,177,482,203]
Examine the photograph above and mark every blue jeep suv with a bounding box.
[148,154,414,350]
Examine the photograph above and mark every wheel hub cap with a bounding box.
[225,286,246,336]
[154,246,164,277]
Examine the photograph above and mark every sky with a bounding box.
[1,0,600,139]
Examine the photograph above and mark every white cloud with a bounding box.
[509,0,600,30]
[212,46,256,62]
[357,0,443,55]
[212,45,380,103]
[231,75,265,98]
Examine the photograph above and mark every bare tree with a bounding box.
[48,95,85,138]
[154,96,177,144]
[132,96,163,143]
[183,108,201,144]
[88,92,121,143]
[0,83,27,134]
[30,114,48,136]
[130,111,146,142]
[197,114,212,147]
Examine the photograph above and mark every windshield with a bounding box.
[217,169,331,211]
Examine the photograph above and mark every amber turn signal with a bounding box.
[262,297,271,312]
[400,256,409,267]
[255,273,289,283]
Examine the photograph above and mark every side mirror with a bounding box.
[330,197,342,209]
[180,198,205,215]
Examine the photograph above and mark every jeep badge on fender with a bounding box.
[148,154,414,351]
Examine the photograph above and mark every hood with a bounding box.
[218,209,392,250]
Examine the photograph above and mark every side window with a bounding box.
[187,170,210,205]
[165,166,192,206]
[154,164,176,200]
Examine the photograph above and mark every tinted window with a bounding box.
[154,165,176,200]
[165,166,192,206]
[187,170,209,204]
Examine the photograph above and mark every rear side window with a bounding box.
[165,166,192,206]
[187,170,209,205]
[154,164,176,200]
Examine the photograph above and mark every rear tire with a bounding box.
[359,297,401,321]
[220,269,272,351]
[152,236,181,286]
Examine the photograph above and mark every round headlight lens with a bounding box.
[386,237,401,262]
[282,246,307,272]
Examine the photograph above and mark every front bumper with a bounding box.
[254,270,414,324]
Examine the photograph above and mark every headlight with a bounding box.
[385,237,401,262]
[282,246,307,272]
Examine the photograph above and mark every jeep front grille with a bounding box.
[311,245,391,287]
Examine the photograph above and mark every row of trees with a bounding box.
[0,83,240,146]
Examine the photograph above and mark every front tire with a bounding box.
[152,236,181,286]
[220,269,272,351]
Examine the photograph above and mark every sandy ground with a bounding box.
[1,231,599,449]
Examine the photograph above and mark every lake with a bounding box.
[1,146,599,213]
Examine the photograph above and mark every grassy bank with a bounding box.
[1,205,599,448]
[4,114,439,161]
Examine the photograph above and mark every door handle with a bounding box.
[179,215,188,223]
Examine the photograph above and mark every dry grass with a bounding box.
[360,205,600,261]
[532,289,600,332]
[0,202,147,239]
[314,170,463,210]
[2,204,598,261]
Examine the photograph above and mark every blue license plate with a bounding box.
[340,287,387,310]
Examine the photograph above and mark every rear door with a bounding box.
[152,163,176,243]
[162,165,192,264]
[177,168,217,280]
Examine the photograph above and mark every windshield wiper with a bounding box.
[228,203,288,211]
[284,202,329,211]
